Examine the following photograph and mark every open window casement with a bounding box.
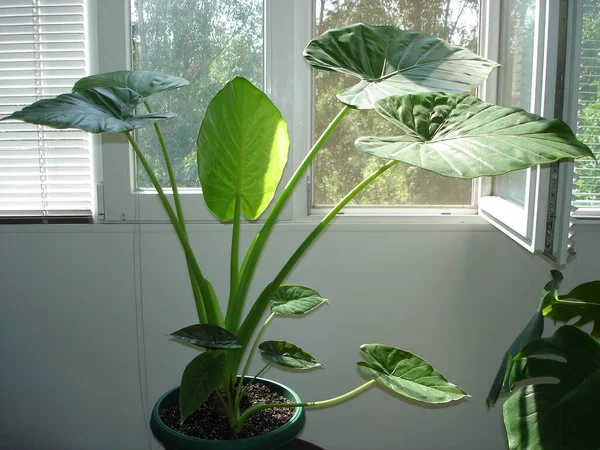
[478,0,577,265]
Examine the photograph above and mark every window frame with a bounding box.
[92,0,596,245]
[477,0,568,255]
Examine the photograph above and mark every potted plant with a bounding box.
[2,23,593,449]
[486,270,600,450]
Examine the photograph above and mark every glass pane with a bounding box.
[492,0,538,206]
[313,0,479,207]
[131,0,264,188]
[573,0,600,209]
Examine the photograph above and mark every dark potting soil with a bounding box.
[160,382,295,440]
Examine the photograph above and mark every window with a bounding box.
[2,0,595,253]
[0,0,94,221]
[131,0,264,189]
[571,0,600,217]
[312,0,479,211]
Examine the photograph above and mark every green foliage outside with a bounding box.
[131,0,263,188]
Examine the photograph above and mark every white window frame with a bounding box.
[477,0,576,260]
[91,0,595,253]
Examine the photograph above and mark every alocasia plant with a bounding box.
[1,23,593,437]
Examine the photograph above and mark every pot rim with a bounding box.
[151,376,305,444]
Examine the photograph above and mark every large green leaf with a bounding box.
[179,351,227,423]
[0,87,176,133]
[503,326,600,450]
[270,285,328,315]
[358,344,468,404]
[487,272,562,406]
[72,70,189,98]
[544,280,600,338]
[304,23,498,109]
[197,77,289,221]
[170,324,241,350]
[485,312,544,407]
[258,340,323,370]
[355,93,594,178]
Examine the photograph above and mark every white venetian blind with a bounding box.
[572,0,600,215]
[0,0,92,220]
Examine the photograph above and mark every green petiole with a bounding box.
[126,132,223,327]
[144,102,207,324]
[230,105,352,332]
[233,380,376,434]
[236,160,397,350]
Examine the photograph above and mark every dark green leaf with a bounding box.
[72,70,189,98]
[179,351,227,423]
[270,285,328,315]
[486,312,544,407]
[545,280,600,338]
[0,87,176,133]
[170,324,241,350]
[503,326,600,450]
[258,340,322,370]
[358,344,468,404]
[197,77,289,221]
[355,93,593,178]
[304,23,498,109]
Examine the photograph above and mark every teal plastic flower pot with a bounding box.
[150,377,306,450]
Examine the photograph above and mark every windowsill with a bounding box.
[0,214,494,234]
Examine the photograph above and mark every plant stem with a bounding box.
[235,313,275,408]
[234,380,376,434]
[214,389,236,427]
[543,299,600,316]
[231,105,352,332]
[144,102,207,323]
[237,160,397,349]
[125,132,223,326]
[248,364,271,386]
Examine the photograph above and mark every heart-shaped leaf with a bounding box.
[72,70,189,98]
[358,343,468,403]
[179,351,227,423]
[544,279,600,338]
[485,312,544,407]
[355,93,594,178]
[0,87,176,133]
[259,340,323,370]
[503,326,600,450]
[304,23,498,109]
[197,77,289,221]
[270,285,329,315]
[170,324,241,350]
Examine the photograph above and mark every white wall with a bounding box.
[1,222,598,450]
